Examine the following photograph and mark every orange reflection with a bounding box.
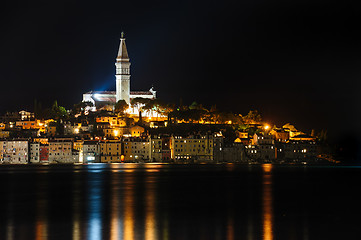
[110,171,121,240]
[226,212,234,240]
[262,164,273,240]
[145,174,157,240]
[35,182,48,240]
[123,173,135,240]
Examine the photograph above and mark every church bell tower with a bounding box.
[115,32,131,104]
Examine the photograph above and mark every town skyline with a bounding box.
[1,0,360,140]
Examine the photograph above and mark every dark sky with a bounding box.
[1,0,361,138]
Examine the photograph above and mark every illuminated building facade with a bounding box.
[83,141,100,163]
[0,140,29,164]
[100,141,122,163]
[171,135,214,161]
[39,144,49,163]
[29,142,40,163]
[48,140,75,163]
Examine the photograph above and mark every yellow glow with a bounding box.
[110,172,120,240]
[145,174,157,240]
[264,125,270,130]
[113,129,120,137]
[74,128,80,134]
[227,213,234,240]
[36,181,48,240]
[124,174,134,240]
[262,164,273,240]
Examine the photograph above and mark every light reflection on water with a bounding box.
[72,172,81,240]
[262,164,273,240]
[110,164,122,240]
[123,172,135,240]
[2,163,356,240]
[87,170,103,240]
[145,173,157,240]
[36,174,48,240]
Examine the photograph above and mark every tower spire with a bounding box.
[115,32,131,104]
[117,32,129,61]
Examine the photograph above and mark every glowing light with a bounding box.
[262,164,273,240]
[113,129,120,137]
[124,174,135,240]
[94,94,101,100]
[145,174,157,240]
[264,125,270,130]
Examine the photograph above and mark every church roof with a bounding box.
[116,33,129,61]
[84,91,116,95]
[85,90,153,96]
[130,91,153,95]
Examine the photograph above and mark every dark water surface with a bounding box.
[0,163,361,240]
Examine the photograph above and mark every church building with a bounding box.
[83,33,156,108]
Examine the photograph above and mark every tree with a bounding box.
[72,101,94,116]
[114,100,129,114]
[243,110,262,124]
[131,97,150,107]
[51,101,68,119]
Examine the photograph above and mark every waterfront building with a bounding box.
[122,139,132,161]
[222,143,246,162]
[100,141,122,163]
[129,138,151,162]
[150,136,172,162]
[83,141,100,163]
[283,140,317,160]
[39,144,49,163]
[247,133,276,161]
[48,139,74,163]
[73,140,83,151]
[150,137,162,162]
[29,142,40,163]
[0,140,28,164]
[0,141,4,161]
[171,135,214,161]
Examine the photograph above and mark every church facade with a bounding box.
[83,33,156,108]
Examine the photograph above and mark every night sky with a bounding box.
[1,0,361,139]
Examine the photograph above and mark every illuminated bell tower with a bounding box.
[115,32,131,104]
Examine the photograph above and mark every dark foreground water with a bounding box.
[0,163,361,240]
